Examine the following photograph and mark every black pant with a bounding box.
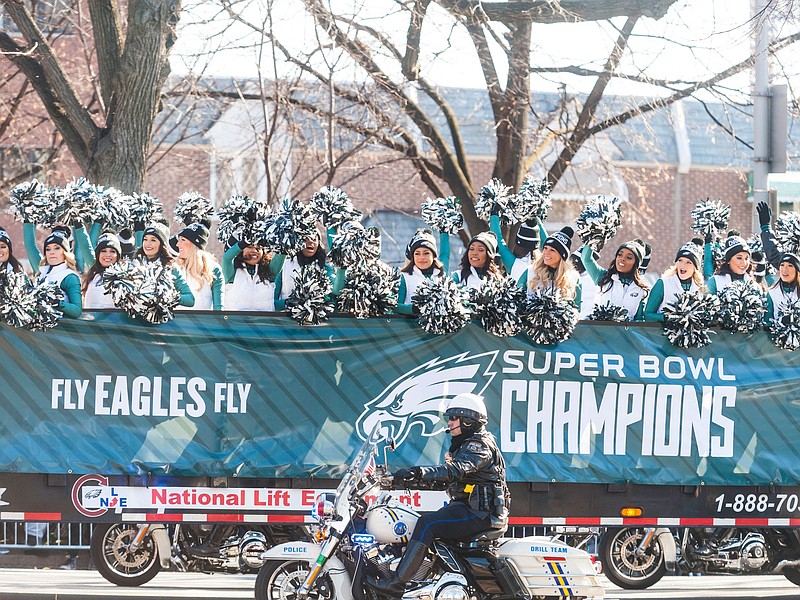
[411,501,491,546]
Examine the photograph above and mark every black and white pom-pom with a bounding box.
[717,280,766,334]
[0,271,36,328]
[588,301,630,322]
[216,194,272,244]
[52,178,98,227]
[520,288,578,345]
[474,179,514,225]
[412,277,471,335]
[174,191,215,227]
[309,186,362,229]
[28,282,64,331]
[9,179,51,224]
[102,260,180,324]
[576,195,622,250]
[253,198,317,256]
[662,290,720,348]
[770,298,800,351]
[515,176,552,223]
[691,198,730,243]
[746,234,764,255]
[328,222,381,269]
[96,186,132,230]
[129,192,164,225]
[773,211,800,254]
[468,277,526,337]
[286,264,334,325]
[102,260,143,306]
[420,196,463,234]
[337,261,399,319]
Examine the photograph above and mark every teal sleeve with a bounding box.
[89,222,102,247]
[516,270,527,289]
[58,273,83,318]
[765,294,775,326]
[332,267,346,296]
[274,270,282,301]
[212,267,224,310]
[23,222,42,275]
[326,227,335,251]
[581,244,605,285]
[439,231,450,275]
[707,276,718,295]
[74,226,95,266]
[172,268,195,307]
[574,280,582,311]
[451,271,461,285]
[633,298,646,322]
[222,243,242,283]
[489,214,516,273]
[270,254,286,277]
[395,276,414,314]
[704,242,715,279]
[135,230,144,248]
[644,278,666,322]
[765,273,779,287]
[538,222,547,248]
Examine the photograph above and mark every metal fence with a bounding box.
[0,522,94,551]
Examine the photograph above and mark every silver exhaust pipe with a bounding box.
[772,559,800,573]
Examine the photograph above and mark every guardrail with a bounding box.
[0,522,93,551]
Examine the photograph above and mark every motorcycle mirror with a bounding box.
[382,439,396,472]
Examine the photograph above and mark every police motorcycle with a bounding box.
[254,424,603,600]
[600,526,800,589]
[90,521,297,586]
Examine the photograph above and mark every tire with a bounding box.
[599,527,666,590]
[783,566,800,586]
[255,560,335,600]
[90,523,162,586]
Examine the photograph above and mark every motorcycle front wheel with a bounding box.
[255,560,335,600]
[90,523,162,586]
[600,527,666,589]
[783,566,800,586]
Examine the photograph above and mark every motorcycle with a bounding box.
[90,521,299,586]
[600,526,800,589]
[254,425,604,600]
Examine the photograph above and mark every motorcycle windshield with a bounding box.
[332,422,382,501]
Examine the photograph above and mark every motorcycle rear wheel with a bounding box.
[783,566,800,586]
[90,523,162,586]
[600,527,666,589]
[255,560,335,600]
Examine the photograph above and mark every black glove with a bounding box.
[490,202,501,217]
[133,220,146,232]
[704,230,714,244]
[756,201,771,228]
[525,217,539,227]
[393,467,420,485]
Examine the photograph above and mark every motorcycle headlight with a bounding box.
[311,493,336,522]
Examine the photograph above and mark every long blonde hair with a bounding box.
[39,250,78,273]
[528,254,577,300]
[177,244,217,287]
[662,264,705,291]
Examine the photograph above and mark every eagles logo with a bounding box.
[356,351,497,445]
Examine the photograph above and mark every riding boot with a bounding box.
[366,540,428,597]
[189,525,233,558]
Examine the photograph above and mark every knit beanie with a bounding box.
[405,228,438,259]
[638,242,653,275]
[469,231,498,257]
[95,232,122,256]
[544,226,574,261]
[515,220,539,250]
[722,235,750,263]
[617,238,646,265]
[143,222,171,250]
[675,240,703,270]
[0,228,12,253]
[43,228,72,253]
[780,252,800,273]
[177,223,209,250]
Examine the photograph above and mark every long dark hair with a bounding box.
[400,257,444,275]
[3,255,23,274]
[598,250,650,292]
[298,245,327,269]
[234,249,275,283]
[458,246,501,283]
[81,253,119,294]
[135,243,173,266]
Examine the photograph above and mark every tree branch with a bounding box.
[87,0,124,109]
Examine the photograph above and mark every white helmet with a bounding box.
[443,393,488,427]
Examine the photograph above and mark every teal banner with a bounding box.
[1,312,799,486]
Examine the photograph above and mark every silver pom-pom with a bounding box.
[521,288,578,345]
[420,196,463,234]
[474,179,514,225]
[29,282,64,331]
[253,198,317,257]
[93,186,132,230]
[773,211,800,254]
[101,260,141,306]
[0,270,37,328]
[174,191,215,227]
[412,277,471,335]
[129,192,164,225]
[717,280,766,334]
[328,222,381,269]
[9,179,51,224]
[746,234,764,255]
[102,260,180,324]
[516,176,552,223]
[52,178,98,227]
[770,298,800,351]
[468,277,526,337]
[588,301,630,322]
[216,195,272,245]
[662,290,720,348]
[691,198,730,243]
[576,195,622,250]
[337,261,399,318]
[285,264,334,325]
[309,186,362,229]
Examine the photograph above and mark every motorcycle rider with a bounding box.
[368,392,510,597]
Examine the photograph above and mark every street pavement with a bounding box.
[0,570,798,599]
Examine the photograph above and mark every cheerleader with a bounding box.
[174,223,224,310]
[766,253,800,324]
[452,231,502,289]
[571,247,598,319]
[395,228,450,315]
[527,227,581,307]
[76,230,121,309]
[644,239,705,322]
[134,222,194,308]
[272,230,339,309]
[0,228,25,274]
[581,238,650,321]
[489,215,545,286]
[22,224,82,318]
[222,239,279,311]
[706,234,754,295]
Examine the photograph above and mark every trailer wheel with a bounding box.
[783,567,800,586]
[599,527,666,589]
